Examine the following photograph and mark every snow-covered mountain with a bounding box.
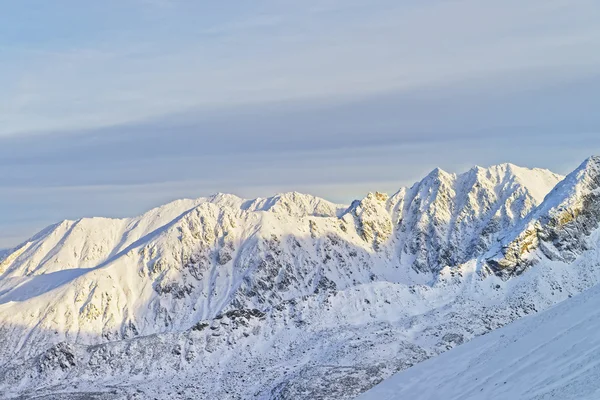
[486,156,600,277]
[3,158,600,399]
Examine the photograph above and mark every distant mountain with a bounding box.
[3,158,600,399]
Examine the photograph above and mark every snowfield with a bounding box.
[1,158,600,399]
[358,280,600,400]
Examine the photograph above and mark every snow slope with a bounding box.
[4,159,600,399]
[358,280,600,400]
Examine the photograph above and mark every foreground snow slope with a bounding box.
[8,159,600,399]
[358,281,600,400]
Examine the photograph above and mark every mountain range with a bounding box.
[2,157,600,399]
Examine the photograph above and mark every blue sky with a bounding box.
[1,0,600,247]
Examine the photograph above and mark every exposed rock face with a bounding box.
[38,343,77,372]
[9,159,600,400]
[350,192,393,250]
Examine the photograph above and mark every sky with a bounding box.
[1,0,600,248]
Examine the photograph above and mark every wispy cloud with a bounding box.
[2,0,599,135]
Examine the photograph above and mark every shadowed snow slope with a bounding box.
[8,159,600,399]
[358,282,600,400]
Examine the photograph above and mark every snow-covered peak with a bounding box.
[242,191,345,218]
[536,155,600,214]
[405,162,562,212]
[387,162,562,274]
[472,163,564,203]
[421,166,455,183]
[486,156,600,277]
